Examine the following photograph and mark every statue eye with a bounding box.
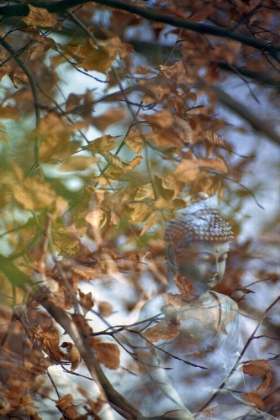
[218,253,228,262]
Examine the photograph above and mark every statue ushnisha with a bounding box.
[137,195,275,420]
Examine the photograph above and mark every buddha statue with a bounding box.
[137,194,276,420]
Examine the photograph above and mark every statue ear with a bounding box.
[166,245,176,266]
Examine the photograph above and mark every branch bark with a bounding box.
[0,0,280,59]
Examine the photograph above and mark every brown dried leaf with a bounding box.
[71,314,93,336]
[243,360,270,376]
[257,371,272,392]
[93,108,126,131]
[197,157,228,174]
[60,342,81,371]
[56,394,79,419]
[143,319,180,343]
[159,61,185,80]
[0,105,20,120]
[98,301,113,317]
[79,289,94,316]
[23,5,57,27]
[94,342,120,370]
[242,392,265,410]
[145,109,173,130]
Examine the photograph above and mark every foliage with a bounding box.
[0,1,279,419]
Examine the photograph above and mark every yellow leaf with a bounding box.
[94,342,120,370]
[85,209,107,228]
[140,212,158,235]
[12,176,56,210]
[164,160,200,195]
[23,5,57,27]
[128,203,152,223]
[135,183,155,201]
[87,135,117,152]
[159,61,185,80]
[59,156,98,172]
[38,114,70,163]
[124,130,145,154]
[126,155,143,170]
[99,151,123,169]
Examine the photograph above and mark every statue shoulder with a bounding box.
[139,295,165,322]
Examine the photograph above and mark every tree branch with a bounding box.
[0,0,280,59]
[40,297,141,420]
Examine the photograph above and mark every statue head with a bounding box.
[164,194,234,292]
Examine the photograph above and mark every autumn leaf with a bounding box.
[59,156,99,172]
[86,209,107,228]
[60,342,81,371]
[135,183,155,201]
[12,176,56,210]
[56,394,79,419]
[140,212,159,235]
[0,105,20,120]
[159,61,185,80]
[79,289,94,316]
[37,113,71,163]
[143,319,181,343]
[257,371,272,392]
[23,5,58,27]
[93,107,126,131]
[197,157,228,174]
[128,203,152,223]
[94,342,120,370]
[98,301,113,317]
[242,360,270,376]
[124,130,145,154]
[242,392,265,410]
[87,135,117,152]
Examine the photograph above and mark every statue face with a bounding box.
[176,241,229,289]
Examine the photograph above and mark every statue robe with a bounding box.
[137,289,275,419]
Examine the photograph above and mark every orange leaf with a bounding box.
[0,105,20,120]
[56,394,79,419]
[242,392,265,410]
[243,360,270,376]
[94,342,120,370]
[257,371,272,392]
